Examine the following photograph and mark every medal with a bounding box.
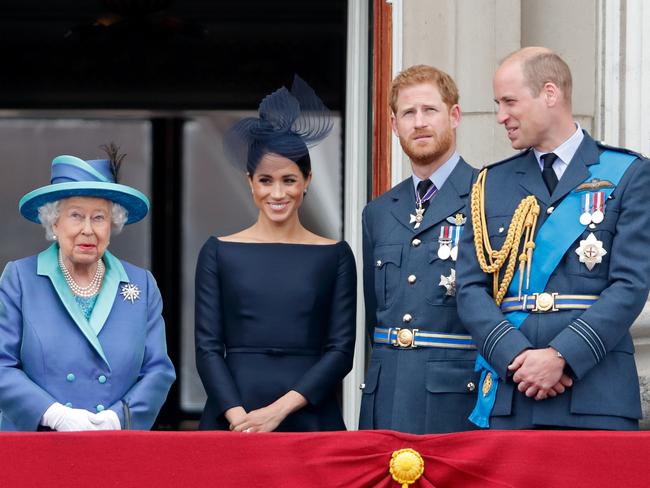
[439,268,456,296]
[438,226,452,260]
[438,244,451,260]
[579,192,592,225]
[575,232,607,271]
[450,224,463,261]
[591,191,604,224]
[450,246,458,262]
[409,206,425,229]
[579,191,606,226]
[410,181,438,229]
[591,210,604,224]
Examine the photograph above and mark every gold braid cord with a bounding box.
[471,169,540,305]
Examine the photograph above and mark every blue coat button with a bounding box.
[66,373,76,382]
[96,404,105,412]
[98,375,107,384]
[65,402,73,408]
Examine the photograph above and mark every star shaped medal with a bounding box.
[575,232,607,271]
[409,207,425,229]
[120,283,141,303]
[410,182,438,229]
[439,268,456,296]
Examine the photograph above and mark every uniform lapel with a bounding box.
[37,244,109,366]
[415,158,473,234]
[389,179,419,233]
[89,249,129,338]
[549,133,598,206]
[517,150,551,206]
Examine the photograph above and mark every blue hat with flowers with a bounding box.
[19,145,149,225]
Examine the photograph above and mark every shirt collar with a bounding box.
[533,123,584,168]
[412,151,460,192]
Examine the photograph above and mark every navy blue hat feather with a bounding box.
[225,75,333,175]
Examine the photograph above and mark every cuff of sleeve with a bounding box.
[291,383,317,407]
[216,400,245,420]
[484,326,533,379]
[28,396,59,431]
[549,324,603,380]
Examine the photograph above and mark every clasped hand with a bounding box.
[43,402,121,431]
[226,391,307,433]
[508,348,573,401]
[228,404,286,433]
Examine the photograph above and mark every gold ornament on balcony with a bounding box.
[389,448,424,487]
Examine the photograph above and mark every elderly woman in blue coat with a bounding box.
[0,145,175,431]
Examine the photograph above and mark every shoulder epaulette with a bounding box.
[596,140,647,160]
[481,148,533,169]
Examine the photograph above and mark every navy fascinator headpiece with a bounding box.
[225,75,333,176]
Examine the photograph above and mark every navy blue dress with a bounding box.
[195,237,356,431]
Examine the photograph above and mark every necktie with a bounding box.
[541,152,559,195]
[417,179,435,210]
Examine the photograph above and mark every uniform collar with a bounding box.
[411,151,460,192]
[533,123,584,169]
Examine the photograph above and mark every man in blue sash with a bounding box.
[456,47,650,429]
[358,65,479,433]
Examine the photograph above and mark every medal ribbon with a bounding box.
[594,191,604,214]
[415,183,438,207]
[469,150,637,428]
[453,225,463,248]
[582,192,591,216]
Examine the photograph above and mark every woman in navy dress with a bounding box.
[195,76,356,432]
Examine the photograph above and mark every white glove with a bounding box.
[89,409,121,430]
[41,402,105,432]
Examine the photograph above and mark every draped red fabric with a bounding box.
[1,430,649,487]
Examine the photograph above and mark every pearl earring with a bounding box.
[53,235,57,240]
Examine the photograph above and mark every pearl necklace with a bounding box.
[58,252,105,298]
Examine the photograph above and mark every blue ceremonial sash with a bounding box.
[469,150,637,428]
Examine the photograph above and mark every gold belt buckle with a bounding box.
[393,328,418,348]
[532,292,558,312]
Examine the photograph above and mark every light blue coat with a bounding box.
[0,244,176,431]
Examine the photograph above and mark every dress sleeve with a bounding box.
[0,262,57,431]
[108,269,176,430]
[292,242,357,406]
[195,237,243,418]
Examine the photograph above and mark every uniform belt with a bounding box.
[500,293,600,313]
[373,327,476,350]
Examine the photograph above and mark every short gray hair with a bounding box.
[38,198,129,241]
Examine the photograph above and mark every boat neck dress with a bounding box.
[195,237,356,431]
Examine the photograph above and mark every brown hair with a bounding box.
[389,64,459,113]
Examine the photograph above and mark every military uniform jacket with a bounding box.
[456,131,650,429]
[359,158,480,434]
[0,244,176,431]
